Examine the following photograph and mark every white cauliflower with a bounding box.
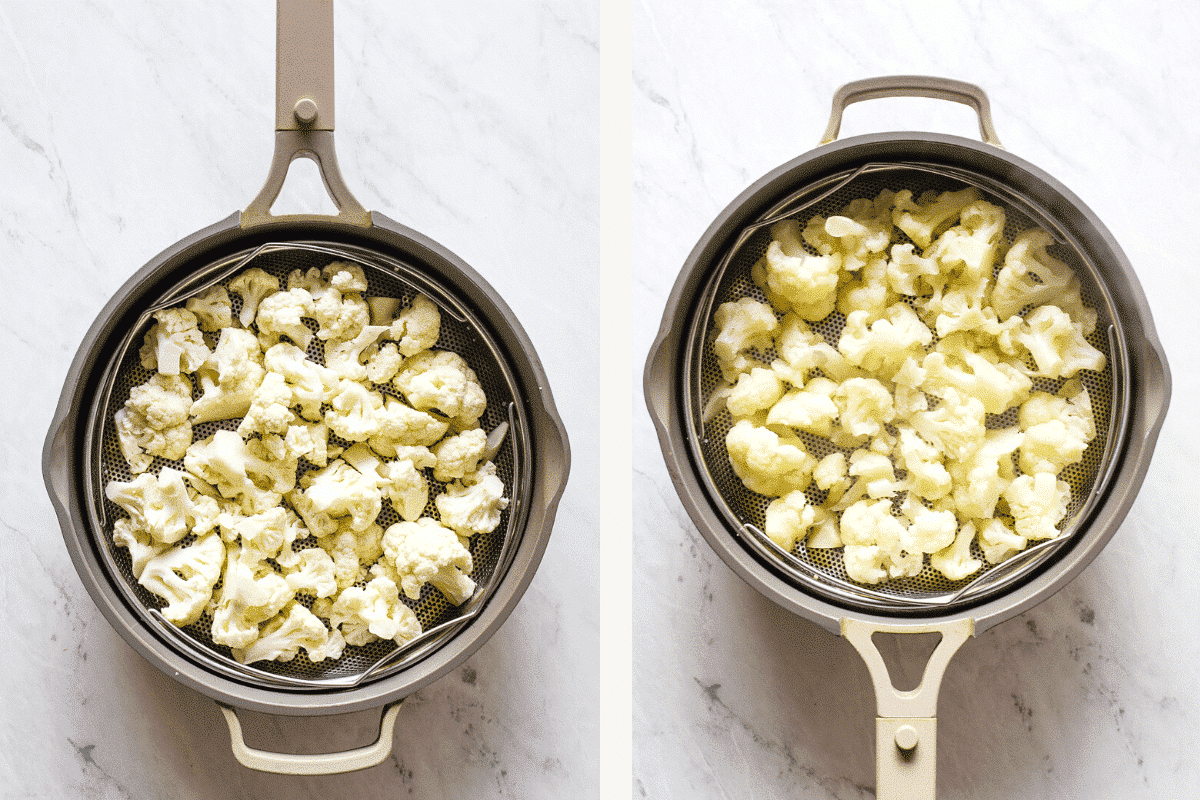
[328,575,421,646]
[364,341,404,384]
[898,493,957,555]
[228,267,280,328]
[891,187,981,249]
[837,304,932,381]
[431,428,488,483]
[763,490,817,551]
[282,548,339,599]
[137,531,225,626]
[977,518,1027,565]
[929,522,983,581]
[105,467,220,545]
[211,540,295,649]
[184,429,297,514]
[886,243,940,296]
[381,518,476,605]
[392,350,487,425]
[302,262,371,342]
[765,379,839,437]
[324,324,390,382]
[293,456,386,534]
[185,284,234,332]
[370,396,450,454]
[190,328,266,424]
[839,499,920,583]
[760,219,841,322]
[1017,383,1096,475]
[921,333,1031,415]
[1003,473,1070,541]
[232,602,344,664]
[262,342,340,422]
[894,425,951,502]
[832,378,895,440]
[1017,304,1106,378]
[114,373,194,474]
[948,426,1023,520]
[436,461,509,536]
[255,286,315,350]
[324,378,385,442]
[724,419,816,497]
[726,367,785,419]
[112,518,169,579]
[283,420,332,467]
[236,371,296,438]
[319,524,385,591]
[712,297,779,381]
[139,307,210,376]
[389,294,442,357]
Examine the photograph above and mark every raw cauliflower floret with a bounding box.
[759,219,842,322]
[184,429,297,514]
[318,524,385,591]
[324,378,385,442]
[211,540,295,649]
[977,518,1027,565]
[232,602,344,664]
[137,531,225,626]
[255,286,315,350]
[891,187,981,250]
[1003,472,1071,541]
[262,342,340,422]
[190,328,266,424]
[112,518,169,579]
[389,294,442,357]
[364,341,404,384]
[832,377,895,440]
[765,379,839,437]
[237,371,296,438]
[228,267,280,328]
[284,420,332,467]
[837,304,932,381]
[381,518,476,605]
[393,350,487,425]
[105,467,220,545]
[139,307,210,376]
[436,461,509,536]
[1017,304,1105,379]
[929,522,983,581]
[370,396,450,455]
[115,373,194,474]
[282,547,339,599]
[185,285,233,332]
[294,457,386,534]
[763,490,816,551]
[712,297,779,381]
[727,367,785,419]
[342,442,431,523]
[329,575,422,647]
[431,428,488,483]
[324,324,390,382]
[725,419,816,497]
[299,262,371,342]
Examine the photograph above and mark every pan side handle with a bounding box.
[841,617,974,800]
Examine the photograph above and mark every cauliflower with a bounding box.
[262,342,340,422]
[139,307,210,376]
[112,518,169,579]
[894,425,951,502]
[232,602,344,664]
[389,294,442,357]
[837,304,932,381]
[886,243,940,296]
[760,219,842,321]
[185,285,233,332]
[364,341,404,384]
[1017,383,1096,475]
[137,532,225,626]
[318,524,385,591]
[891,187,981,249]
[324,378,385,442]
[282,548,339,599]
[284,420,332,467]
[370,396,450,454]
[977,518,1027,565]
[211,540,295,649]
[431,428,488,483]
[328,575,422,646]
[236,371,296,438]
[837,256,894,321]
[228,267,280,327]
[1017,304,1106,378]
[847,449,898,500]
[105,467,220,545]
[293,456,386,534]
[898,493,957,554]
[190,328,266,424]
[763,490,816,551]
[436,461,509,536]
[184,429,297,514]
[948,426,1023,520]
[324,324,390,382]
[255,286,315,350]
[839,499,920,583]
[712,297,779,381]
[910,389,986,462]
[306,263,370,342]
[726,367,785,419]
[724,419,816,497]
[929,522,983,581]
[765,379,839,437]
[381,458,431,522]
[921,334,1031,415]
[393,350,487,425]
[832,378,895,440]
[114,373,194,474]
[1003,473,1070,541]
[381,518,476,605]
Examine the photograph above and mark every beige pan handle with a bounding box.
[242,0,371,228]
[841,617,973,800]
[219,702,403,775]
[820,75,1003,148]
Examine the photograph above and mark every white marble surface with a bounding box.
[634,1,1200,798]
[1,1,599,797]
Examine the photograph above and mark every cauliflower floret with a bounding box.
[211,541,295,649]
[283,420,332,467]
[185,285,233,332]
[765,379,839,437]
[139,307,210,376]
[910,389,986,462]
[949,426,1023,520]
[218,505,290,560]
[262,342,340,422]
[726,367,785,419]
[381,517,476,605]
[724,419,816,497]
[392,350,487,426]
[848,449,898,500]
[886,243,940,296]
[436,461,509,536]
[228,267,281,328]
[105,467,220,545]
[316,524,385,591]
[369,396,450,455]
[324,378,385,442]
[137,532,225,625]
[388,294,442,357]
[431,428,488,483]
[760,219,841,322]
[324,324,390,382]
[977,518,1027,565]
[115,373,194,473]
[929,521,983,581]
[712,297,779,381]
[304,262,370,342]
[1003,473,1070,541]
[992,229,1095,335]
[255,286,315,350]
[763,490,816,551]
[1017,304,1106,378]
[329,575,422,647]
[921,334,1031,415]
[237,371,296,438]
[898,493,957,554]
[891,187,981,250]
[232,602,344,664]
[832,377,895,440]
[190,328,266,424]
[112,518,169,579]
[1017,384,1096,475]
[894,425,951,502]
[364,341,404,384]
[837,257,894,321]
[380,458,430,522]
[282,547,339,598]
[294,457,386,534]
[839,499,919,583]
[184,429,297,514]
[837,304,932,381]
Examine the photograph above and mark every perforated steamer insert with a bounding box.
[645,77,1170,798]
[44,0,569,776]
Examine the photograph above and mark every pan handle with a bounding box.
[841,617,973,800]
[242,0,371,228]
[218,701,403,775]
[820,75,1003,148]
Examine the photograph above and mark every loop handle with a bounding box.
[821,75,1003,148]
[220,701,403,775]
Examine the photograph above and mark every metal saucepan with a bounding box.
[44,0,569,775]
[644,76,1169,797]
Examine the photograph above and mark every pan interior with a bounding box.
[84,241,531,688]
[683,162,1128,614]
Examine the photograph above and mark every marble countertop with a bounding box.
[634,1,1200,798]
[1,1,599,797]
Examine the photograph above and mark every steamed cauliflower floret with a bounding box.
[381,518,476,605]
[369,396,450,456]
[712,297,779,381]
[232,602,344,664]
[105,467,220,545]
[1017,304,1106,378]
[431,428,488,483]
[255,286,315,350]
[760,219,841,321]
[837,256,894,321]
[921,334,1031,415]
[977,518,1027,565]
[228,267,280,328]
[725,419,816,497]
[302,262,371,342]
[139,307,210,376]
[137,532,225,626]
[910,389,986,463]
[1017,384,1096,475]
[847,449,898,500]
[381,458,431,522]
[115,373,194,474]
[891,187,981,250]
[948,426,1022,520]
[894,425,951,502]
[763,490,816,552]
[329,575,422,647]
[765,379,839,437]
[190,327,266,424]
[185,284,233,332]
[837,304,932,380]
[364,341,404,384]
[436,461,509,536]
[283,420,332,467]
[992,229,1096,335]
[886,243,940,296]
[898,493,957,555]
[1003,473,1070,541]
[929,522,983,581]
[393,350,487,425]
[727,367,785,419]
[839,499,920,583]
[389,294,442,357]
[832,378,894,440]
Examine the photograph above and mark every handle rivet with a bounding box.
[895,724,919,752]
[294,98,319,125]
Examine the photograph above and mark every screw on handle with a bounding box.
[820,75,1003,148]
